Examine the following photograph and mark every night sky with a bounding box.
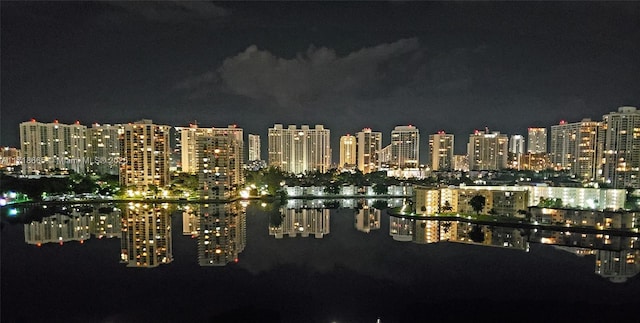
[2,1,639,157]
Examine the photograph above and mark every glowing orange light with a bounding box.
[234,258,239,263]
[31,118,36,123]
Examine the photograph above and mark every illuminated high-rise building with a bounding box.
[339,134,356,169]
[428,131,454,171]
[197,203,246,266]
[467,129,508,170]
[119,119,171,188]
[87,123,124,175]
[390,125,419,169]
[175,123,204,174]
[509,135,525,155]
[601,106,640,188]
[355,128,382,174]
[550,119,602,182]
[196,126,244,200]
[453,154,469,171]
[248,134,261,162]
[268,124,331,174]
[378,144,392,168]
[527,127,547,153]
[19,119,87,174]
[120,203,172,268]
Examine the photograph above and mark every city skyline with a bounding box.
[2,1,639,155]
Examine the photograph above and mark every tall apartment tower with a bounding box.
[428,131,454,171]
[390,125,420,169]
[467,130,508,170]
[550,119,602,182]
[196,126,244,200]
[119,119,171,188]
[601,106,640,188]
[356,128,382,174]
[527,127,547,153]
[176,124,243,175]
[509,135,525,155]
[248,134,261,161]
[268,124,331,174]
[87,123,124,175]
[175,123,203,174]
[19,119,87,175]
[339,134,357,169]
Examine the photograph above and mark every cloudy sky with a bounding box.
[2,1,639,158]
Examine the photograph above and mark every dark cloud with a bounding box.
[180,38,425,107]
[108,1,230,23]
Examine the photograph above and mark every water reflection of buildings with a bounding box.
[24,204,121,246]
[355,205,381,233]
[270,205,330,239]
[196,203,246,266]
[534,230,637,251]
[553,245,640,283]
[182,205,199,237]
[390,217,529,251]
[596,250,640,283]
[120,203,172,268]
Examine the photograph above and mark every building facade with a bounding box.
[550,119,602,182]
[429,131,454,171]
[119,119,171,188]
[20,119,87,174]
[356,128,382,174]
[87,123,123,175]
[527,127,547,153]
[467,130,508,171]
[339,134,357,169]
[390,125,420,169]
[196,126,244,200]
[268,124,331,174]
[248,134,261,162]
[601,106,640,188]
[509,134,525,155]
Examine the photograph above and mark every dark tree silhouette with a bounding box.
[469,195,486,214]
[469,225,485,243]
[442,200,453,212]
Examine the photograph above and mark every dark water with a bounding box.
[2,200,640,323]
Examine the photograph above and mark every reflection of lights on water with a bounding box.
[8,208,18,217]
